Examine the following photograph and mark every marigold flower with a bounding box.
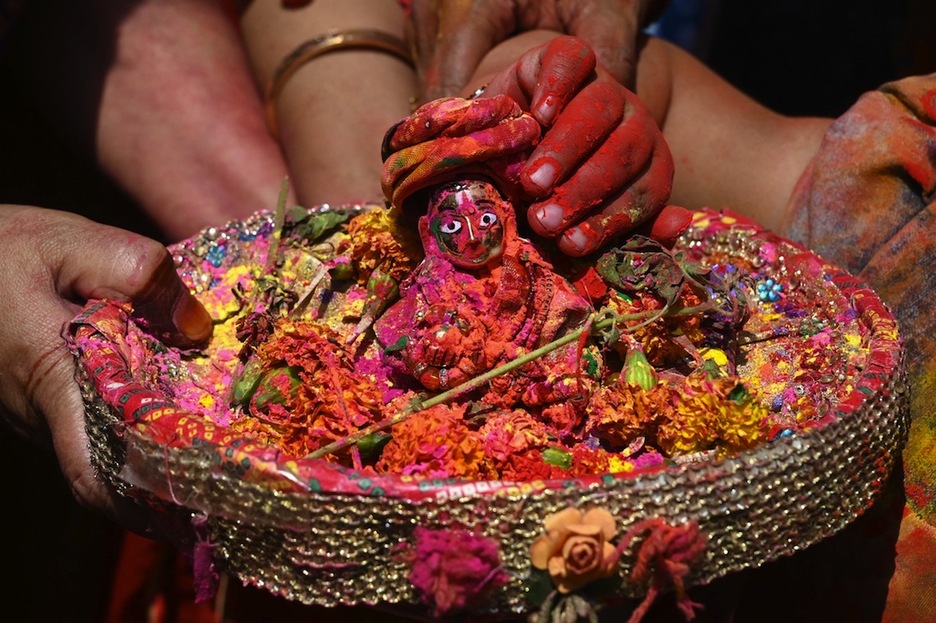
[477,409,550,464]
[585,380,671,449]
[496,450,568,481]
[375,403,491,479]
[530,507,619,593]
[346,207,422,283]
[656,375,769,455]
[232,320,383,458]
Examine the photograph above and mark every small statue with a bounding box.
[374,172,595,420]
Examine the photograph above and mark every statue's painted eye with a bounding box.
[439,220,462,234]
[479,212,498,227]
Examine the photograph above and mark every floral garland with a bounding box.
[225,201,771,481]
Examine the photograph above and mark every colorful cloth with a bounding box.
[785,73,936,621]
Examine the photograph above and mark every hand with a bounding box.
[485,35,688,255]
[408,0,670,101]
[0,206,212,539]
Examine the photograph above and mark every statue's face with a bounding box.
[425,179,507,269]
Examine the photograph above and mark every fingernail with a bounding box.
[561,227,590,254]
[533,203,565,232]
[527,160,558,192]
[534,95,558,125]
[174,295,213,344]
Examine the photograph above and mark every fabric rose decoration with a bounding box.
[530,507,619,593]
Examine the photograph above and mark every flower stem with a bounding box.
[305,301,714,460]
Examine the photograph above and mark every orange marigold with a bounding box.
[585,380,671,449]
[236,319,384,458]
[477,409,551,464]
[376,403,491,479]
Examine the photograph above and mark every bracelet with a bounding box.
[265,29,414,138]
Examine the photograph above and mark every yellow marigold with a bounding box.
[376,403,491,480]
[346,207,422,283]
[656,376,768,456]
[530,507,619,594]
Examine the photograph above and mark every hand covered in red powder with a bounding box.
[0,206,212,538]
[407,0,670,101]
[484,35,690,256]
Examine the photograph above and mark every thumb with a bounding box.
[58,219,213,348]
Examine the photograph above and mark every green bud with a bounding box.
[542,447,573,470]
[624,348,656,390]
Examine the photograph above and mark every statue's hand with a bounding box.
[404,306,483,390]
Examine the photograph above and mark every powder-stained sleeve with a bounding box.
[784,74,936,619]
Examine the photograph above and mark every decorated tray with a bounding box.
[68,203,908,621]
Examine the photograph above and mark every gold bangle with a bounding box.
[265,29,414,138]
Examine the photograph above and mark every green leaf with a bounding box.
[286,208,350,242]
[596,236,685,309]
[252,365,303,409]
[230,357,265,406]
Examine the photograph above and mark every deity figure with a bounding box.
[373,173,596,424]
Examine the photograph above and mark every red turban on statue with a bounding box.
[380,95,541,212]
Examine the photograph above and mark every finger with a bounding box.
[635,204,694,249]
[53,217,213,348]
[487,35,597,125]
[555,136,675,256]
[524,35,597,125]
[385,95,522,150]
[527,95,660,236]
[406,1,441,94]
[521,79,625,196]
[559,0,644,88]
[420,0,517,102]
[384,113,541,206]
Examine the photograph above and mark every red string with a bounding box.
[607,518,707,623]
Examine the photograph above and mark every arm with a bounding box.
[19,0,291,241]
[239,0,417,208]
[408,0,670,100]
[646,36,832,232]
